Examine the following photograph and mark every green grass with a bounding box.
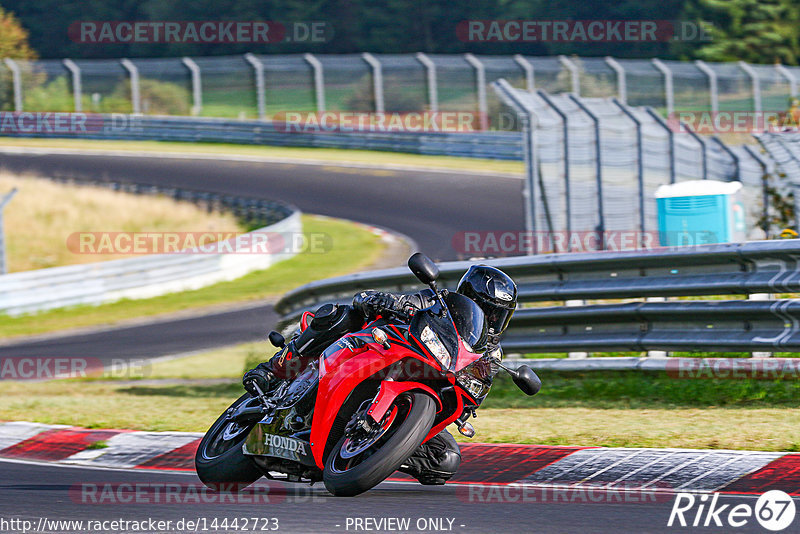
[0,138,524,175]
[114,343,800,408]
[484,371,800,409]
[0,215,385,340]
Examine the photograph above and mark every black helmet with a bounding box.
[456,265,517,338]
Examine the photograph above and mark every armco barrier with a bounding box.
[0,210,301,315]
[275,239,800,356]
[9,114,524,161]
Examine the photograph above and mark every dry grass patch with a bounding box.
[0,173,241,272]
[465,408,800,451]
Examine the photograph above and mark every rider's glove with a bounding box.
[353,291,398,318]
[242,362,277,397]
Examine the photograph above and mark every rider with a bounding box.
[243,264,518,485]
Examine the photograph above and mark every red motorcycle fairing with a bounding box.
[366,380,441,423]
[421,337,484,440]
[308,327,449,469]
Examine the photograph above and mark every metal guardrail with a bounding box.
[275,239,800,357]
[8,114,523,161]
[0,211,300,315]
[0,173,301,315]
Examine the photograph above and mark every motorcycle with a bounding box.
[195,253,541,497]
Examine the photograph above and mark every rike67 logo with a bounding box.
[668,491,796,531]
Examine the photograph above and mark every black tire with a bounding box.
[323,392,436,497]
[195,393,261,490]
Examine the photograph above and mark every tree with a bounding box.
[693,0,800,65]
[0,5,36,59]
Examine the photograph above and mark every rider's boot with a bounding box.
[398,429,462,485]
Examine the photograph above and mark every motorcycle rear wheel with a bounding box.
[195,393,261,490]
[323,392,436,497]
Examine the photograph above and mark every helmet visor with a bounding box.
[484,305,515,336]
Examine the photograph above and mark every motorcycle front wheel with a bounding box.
[323,392,436,497]
[195,393,261,490]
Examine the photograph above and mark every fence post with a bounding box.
[492,80,538,252]
[711,136,740,182]
[62,59,82,112]
[0,188,17,275]
[120,59,141,114]
[605,57,627,104]
[559,55,580,95]
[537,90,571,248]
[464,54,488,130]
[361,53,384,113]
[568,94,605,249]
[645,107,676,184]
[645,296,669,357]
[182,57,202,116]
[513,54,534,92]
[3,59,22,112]
[743,144,771,238]
[613,98,645,244]
[694,60,719,114]
[651,58,674,117]
[244,54,266,120]
[565,299,588,358]
[738,61,762,114]
[775,64,797,99]
[682,122,708,179]
[416,53,438,112]
[303,53,325,113]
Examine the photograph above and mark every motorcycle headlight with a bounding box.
[456,358,493,400]
[420,325,451,369]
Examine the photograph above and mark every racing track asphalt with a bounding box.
[0,459,775,534]
[0,152,524,363]
[0,153,525,261]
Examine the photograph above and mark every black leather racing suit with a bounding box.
[247,289,490,485]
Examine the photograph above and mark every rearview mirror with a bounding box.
[509,365,541,396]
[408,253,440,286]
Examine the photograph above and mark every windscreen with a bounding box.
[444,292,488,353]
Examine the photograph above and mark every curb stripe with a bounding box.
[1,422,795,495]
[0,421,68,450]
[64,431,203,469]
[136,439,201,471]
[719,454,800,495]
[0,428,124,461]
[389,444,591,484]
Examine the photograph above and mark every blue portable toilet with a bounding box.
[655,180,746,247]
